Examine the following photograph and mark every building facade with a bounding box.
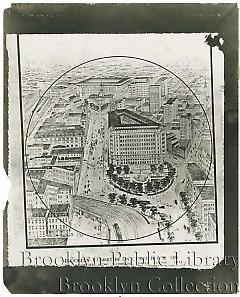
[108,109,166,167]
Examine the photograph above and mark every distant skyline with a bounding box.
[19,33,211,71]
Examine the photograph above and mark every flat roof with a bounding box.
[49,203,70,215]
[37,178,72,194]
[78,77,129,85]
[187,163,207,181]
[108,109,159,128]
[196,185,215,201]
[165,97,177,105]
[28,208,47,218]
[51,147,84,155]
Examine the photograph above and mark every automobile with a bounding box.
[181,179,185,183]
[159,206,165,209]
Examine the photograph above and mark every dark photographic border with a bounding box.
[3,3,238,294]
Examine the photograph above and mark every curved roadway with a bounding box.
[72,195,150,240]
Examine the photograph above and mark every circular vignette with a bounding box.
[25,55,213,242]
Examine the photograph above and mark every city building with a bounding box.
[163,97,178,124]
[57,188,71,204]
[47,204,70,237]
[26,178,73,208]
[27,155,56,168]
[67,112,83,125]
[27,208,48,239]
[108,109,166,167]
[197,139,213,178]
[43,166,75,186]
[149,77,168,113]
[77,77,130,98]
[193,185,216,240]
[26,144,51,158]
[128,77,150,98]
[34,124,85,148]
[186,162,213,204]
[206,212,216,241]
[50,146,84,162]
[180,113,192,140]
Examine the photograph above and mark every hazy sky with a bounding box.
[19,33,211,70]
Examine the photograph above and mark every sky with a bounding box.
[19,33,211,70]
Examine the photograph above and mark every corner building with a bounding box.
[108,109,166,167]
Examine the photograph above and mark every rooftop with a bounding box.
[179,139,190,149]
[108,109,159,128]
[37,178,72,195]
[152,76,168,85]
[35,125,84,138]
[165,97,177,105]
[26,169,46,179]
[28,208,47,218]
[187,162,208,181]
[51,147,84,155]
[78,77,129,86]
[49,203,70,215]
[196,185,215,201]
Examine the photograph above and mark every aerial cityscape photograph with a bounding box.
[19,34,217,247]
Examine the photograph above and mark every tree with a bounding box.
[119,194,127,205]
[117,177,124,186]
[165,176,170,184]
[123,180,130,190]
[150,206,158,217]
[130,197,138,207]
[116,166,122,175]
[150,164,157,174]
[154,180,161,190]
[146,181,153,192]
[158,164,164,173]
[123,165,130,175]
[161,178,167,188]
[190,218,198,228]
[108,192,117,203]
[130,181,137,191]
[165,221,170,228]
[180,191,187,201]
[140,204,147,213]
[112,174,117,182]
[109,164,114,172]
[106,169,113,177]
[195,231,203,241]
[168,231,175,242]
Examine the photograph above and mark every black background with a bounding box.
[3,3,238,294]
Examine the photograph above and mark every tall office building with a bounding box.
[180,113,192,140]
[108,109,166,167]
[163,97,178,124]
[149,77,168,113]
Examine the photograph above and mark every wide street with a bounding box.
[77,107,108,199]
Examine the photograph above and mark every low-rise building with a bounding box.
[193,185,216,241]
[27,208,48,239]
[26,144,51,158]
[43,166,75,187]
[47,204,70,237]
[34,124,85,148]
[186,162,212,203]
